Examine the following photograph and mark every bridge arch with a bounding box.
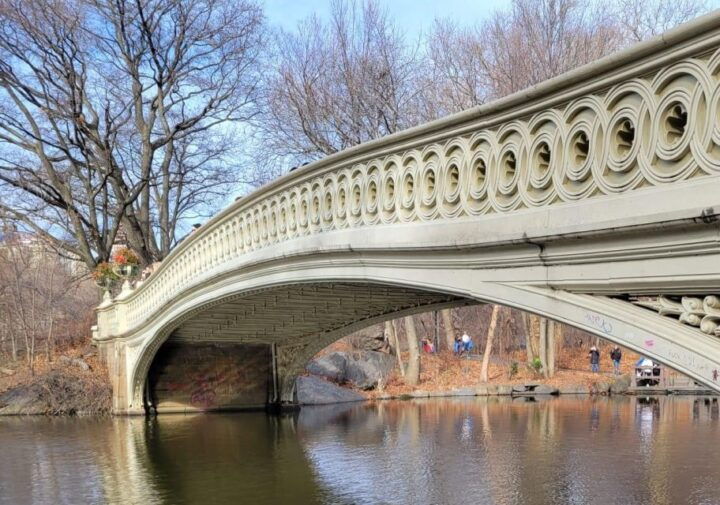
[115,261,720,415]
[93,15,720,414]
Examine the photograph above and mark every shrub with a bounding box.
[508,361,519,379]
[530,357,543,376]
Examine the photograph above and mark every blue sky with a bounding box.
[262,0,512,36]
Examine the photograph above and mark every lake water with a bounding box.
[1,396,719,505]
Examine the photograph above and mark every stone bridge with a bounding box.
[95,14,720,414]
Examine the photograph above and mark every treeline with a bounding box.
[0,225,96,371]
[349,304,603,385]
[0,0,712,272]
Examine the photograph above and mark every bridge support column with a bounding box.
[97,339,146,416]
[269,342,315,412]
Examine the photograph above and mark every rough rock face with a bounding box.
[610,374,632,394]
[296,376,365,405]
[343,351,395,389]
[306,350,395,390]
[557,384,591,394]
[346,324,390,352]
[306,352,347,382]
[0,385,46,415]
[0,370,111,416]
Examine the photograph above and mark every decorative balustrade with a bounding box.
[95,16,720,340]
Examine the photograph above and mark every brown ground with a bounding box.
[320,341,643,398]
[0,346,112,415]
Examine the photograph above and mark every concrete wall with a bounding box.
[147,343,271,413]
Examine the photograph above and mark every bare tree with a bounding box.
[441,308,456,352]
[430,0,621,103]
[480,305,500,382]
[256,0,421,172]
[403,316,420,386]
[422,0,713,114]
[0,225,96,370]
[0,0,264,269]
[421,18,491,117]
[612,0,713,42]
[385,320,404,376]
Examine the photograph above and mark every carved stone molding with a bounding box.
[630,295,720,336]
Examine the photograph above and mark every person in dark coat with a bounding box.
[588,346,600,373]
[610,346,622,375]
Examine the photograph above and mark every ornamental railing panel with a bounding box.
[96,15,720,339]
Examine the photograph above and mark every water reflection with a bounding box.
[1,396,719,505]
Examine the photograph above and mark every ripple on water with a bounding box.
[0,396,719,505]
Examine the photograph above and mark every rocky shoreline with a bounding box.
[0,355,112,416]
[295,350,635,406]
[0,349,711,415]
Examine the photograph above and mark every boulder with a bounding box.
[58,355,91,372]
[610,374,632,394]
[451,388,477,396]
[343,351,395,390]
[347,324,391,352]
[306,352,347,382]
[296,375,365,405]
[512,384,558,395]
[0,385,46,415]
[495,385,514,396]
[558,384,591,394]
[589,381,612,395]
[307,350,395,390]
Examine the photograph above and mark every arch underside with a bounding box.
[126,267,720,413]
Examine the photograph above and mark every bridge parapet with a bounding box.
[96,14,720,341]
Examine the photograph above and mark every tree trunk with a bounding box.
[10,332,17,362]
[522,312,539,363]
[403,316,420,386]
[441,308,455,351]
[480,305,500,382]
[539,318,548,378]
[386,320,404,377]
[547,320,556,377]
[45,314,55,363]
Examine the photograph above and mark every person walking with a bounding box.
[461,332,473,354]
[610,346,622,375]
[588,346,600,373]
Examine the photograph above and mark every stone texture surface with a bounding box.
[558,384,592,394]
[306,350,395,390]
[451,388,477,396]
[590,382,612,395]
[306,352,347,382]
[344,351,395,389]
[0,386,46,415]
[610,374,632,394]
[296,376,365,405]
[148,343,270,411]
[58,356,90,372]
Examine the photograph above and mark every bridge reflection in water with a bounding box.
[1,396,719,505]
